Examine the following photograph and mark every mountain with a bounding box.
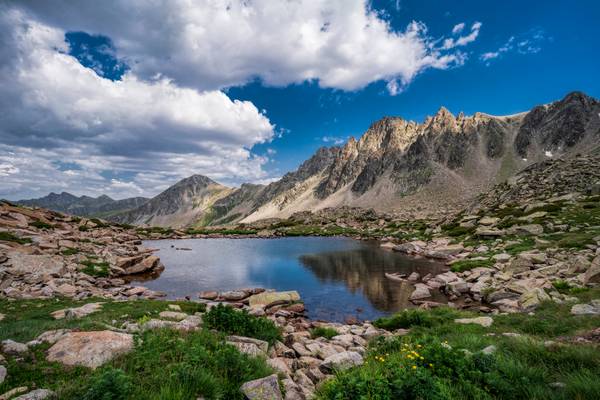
[110,175,234,227]
[16,192,149,218]
[104,91,600,227]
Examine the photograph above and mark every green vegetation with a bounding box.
[320,293,600,399]
[450,258,494,272]
[61,248,80,256]
[310,326,339,340]
[0,231,32,244]
[30,220,54,229]
[203,303,281,345]
[80,260,110,277]
[83,368,132,400]
[78,225,90,232]
[136,226,175,235]
[187,227,259,235]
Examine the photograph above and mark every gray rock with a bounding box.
[481,345,497,355]
[570,300,600,315]
[0,365,6,384]
[455,317,493,327]
[240,374,282,400]
[1,339,28,355]
[320,351,363,372]
[13,389,56,400]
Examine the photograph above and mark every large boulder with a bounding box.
[570,300,600,315]
[240,374,282,400]
[125,255,161,274]
[5,253,64,277]
[518,288,551,311]
[51,303,103,320]
[46,331,134,369]
[320,351,363,372]
[248,291,300,308]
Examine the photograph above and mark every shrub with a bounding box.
[450,258,494,272]
[204,303,281,344]
[552,279,571,292]
[0,231,32,244]
[81,260,110,277]
[78,225,89,232]
[374,309,433,330]
[311,326,339,340]
[83,368,131,400]
[30,220,54,229]
[61,248,79,256]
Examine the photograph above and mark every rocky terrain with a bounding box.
[16,192,148,219]
[0,202,166,301]
[63,91,596,229]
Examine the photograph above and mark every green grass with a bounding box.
[203,304,281,345]
[0,328,273,399]
[61,248,80,256]
[450,258,495,272]
[311,326,339,340]
[319,292,600,400]
[30,220,54,229]
[0,231,32,244]
[80,260,110,277]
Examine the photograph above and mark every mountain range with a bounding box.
[16,192,149,219]
[18,91,600,228]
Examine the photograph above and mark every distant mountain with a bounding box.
[103,91,600,227]
[17,192,149,218]
[109,175,234,227]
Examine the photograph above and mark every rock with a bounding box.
[227,335,268,353]
[492,253,512,263]
[51,302,103,319]
[158,311,188,320]
[168,304,181,311]
[47,331,134,369]
[6,254,64,277]
[220,290,249,301]
[583,256,600,285]
[248,291,300,307]
[240,374,282,400]
[407,272,420,282]
[267,357,293,376]
[479,216,500,226]
[1,339,28,355]
[126,255,160,274]
[320,351,363,372]
[448,280,469,294]
[0,314,4,321]
[0,387,28,400]
[455,317,493,327]
[519,288,551,311]
[475,227,505,237]
[410,283,431,300]
[570,300,600,315]
[481,345,497,355]
[198,291,218,300]
[36,330,71,345]
[0,365,6,384]
[511,224,544,236]
[12,389,56,400]
[54,283,77,297]
[505,257,533,274]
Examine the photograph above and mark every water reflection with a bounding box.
[133,237,446,322]
[299,247,446,313]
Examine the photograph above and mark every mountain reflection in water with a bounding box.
[299,247,447,315]
[132,237,447,322]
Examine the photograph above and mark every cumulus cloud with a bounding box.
[0,7,275,199]
[17,0,480,92]
[451,23,465,35]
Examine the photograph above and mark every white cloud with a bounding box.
[18,0,480,92]
[451,23,465,35]
[0,8,276,199]
[322,136,347,145]
[442,22,482,49]
[480,30,545,65]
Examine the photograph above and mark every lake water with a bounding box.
[133,237,447,322]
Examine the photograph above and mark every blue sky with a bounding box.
[1,0,599,199]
